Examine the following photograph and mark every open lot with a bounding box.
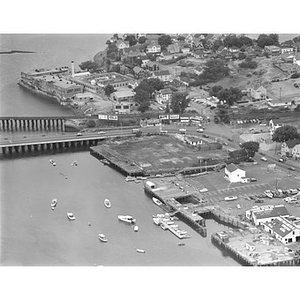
[109,135,225,173]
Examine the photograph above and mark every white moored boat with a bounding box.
[67,212,76,221]
[104,198,111,208]
[98,234,107,242]
[153,217,160,225]
[152,197,163,206]
[118,215,136,224]
[49,159,56,166]
[134,225,139,232]
[51,198,58,210]
[136,248,145,253]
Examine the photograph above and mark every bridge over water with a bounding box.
[0,133,132,158]
[0,116,85,131]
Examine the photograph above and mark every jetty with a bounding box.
[153,213,191,239]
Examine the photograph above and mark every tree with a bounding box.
[170,93,190,114]
[215,106,231,124]
[239,57,258,69]
[86,119,96,128]
[124,34,137,47]
[200,59,230,82]
[257,34,279,48]
[79,60,99,72]
[209,85,223,97]
[240,141,259,158]
[294,104,300,112]
[272,125,300,143]
[104,84,116,96]
[138,36,147,44]
[134,89,151,113]
[158,35,172,50]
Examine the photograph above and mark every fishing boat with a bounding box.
[125,176,135,182]
[134,225,139,232]
[118,215,136,224]
[67,212,76,221]
[51,198,57,210]
[136,249,145,253]
[98,234,108,243]
[152,197,163,206]
[153,217,160,225]
[104,198,111,208]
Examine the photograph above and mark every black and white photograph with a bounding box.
[1,1,299,299]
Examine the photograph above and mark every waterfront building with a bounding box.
[263,216,300,244]
[245,205,290,226]
[224,163,246,183]
[71,72,134,93]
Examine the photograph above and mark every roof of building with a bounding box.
[225,163,240,173]
[160,88,172,95]
[133,66,144,73]
[264,217,294,238]
[285,139,300,149]
[112,89,135,98]
[252,205,290,220]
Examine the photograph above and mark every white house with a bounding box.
[247,86,267,101]
[292,144,300,159]
[245,204,290,226]
[224,163,246,183]
[154,88,172,104]
[281,139,300,157]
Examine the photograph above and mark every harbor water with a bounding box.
[3,33,289,266]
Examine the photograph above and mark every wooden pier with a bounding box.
[211,231,300,267]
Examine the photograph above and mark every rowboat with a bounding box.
[136,249,145,253]
[98,234,107,242]
[152,197,163,206]
[104,198,111,208]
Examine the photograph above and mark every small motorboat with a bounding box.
[71,161,78,166]
[49,159,54,164]
[118,215,136,224]
[51,198,58,210]
[136,248,145,253]
[178,242,185,246]
[98,234,107,242]
[67,212,76,221]
[134,225,139,232]
[153,217,160,226]
[104,198,111,208]
[152,197,163,206]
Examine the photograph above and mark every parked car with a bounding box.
[278,158,284,162]
[260,156,267,161]
[250,178,257,182]
[255,199,264,203]
[76,132,83,136]
[197,128,204,133]
[288,167,296,171]
[202,134,209,138]
[97,131,105,134]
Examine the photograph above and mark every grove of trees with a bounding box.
[272,125,300,143]
[209,86,242,106]
[170,93,190,114]
[256,34,279,48]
